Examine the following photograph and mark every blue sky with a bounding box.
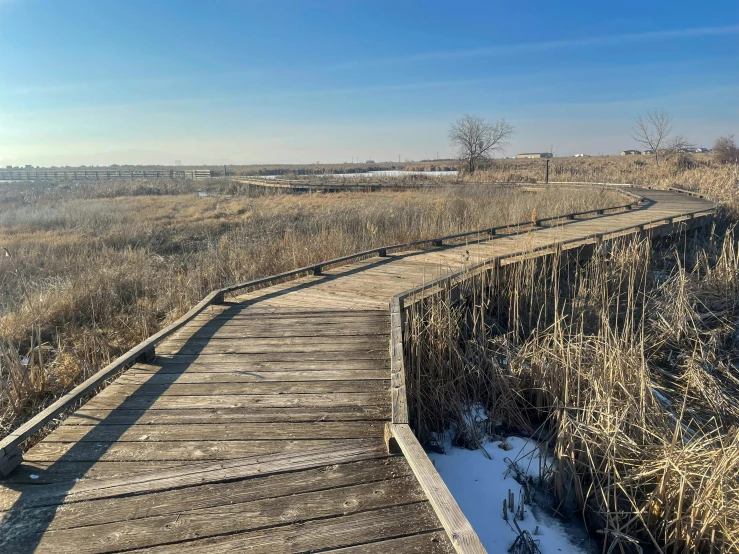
[1,0,737,166]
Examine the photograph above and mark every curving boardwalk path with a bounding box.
[0,188,714,553]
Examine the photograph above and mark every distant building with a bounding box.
[642,150,655,155]
[365,160,375,164]
[621,150,641,156]
[695,147,710,153]
[5,166,11,169]
[25,164,33,169]
[573,154,590,158]
[516,153,553,159]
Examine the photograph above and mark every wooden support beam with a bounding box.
[135,347,156,363]
[384,423,401,455]
[389,297,408,424]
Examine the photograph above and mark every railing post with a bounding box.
[0,445,23,478]
[136,347,156,363]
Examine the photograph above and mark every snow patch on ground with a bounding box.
[429,434,595,554]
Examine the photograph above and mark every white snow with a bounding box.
[429,434,594,554]
[651,387,672,406]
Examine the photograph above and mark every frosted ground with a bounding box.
[429,434,598,554]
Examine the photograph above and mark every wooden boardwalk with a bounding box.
[0,187,714,553]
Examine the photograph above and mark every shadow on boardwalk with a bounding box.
[0,305,241,553]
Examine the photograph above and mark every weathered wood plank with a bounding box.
[163,335,387,347]
[144,354,389,367]
[24,438,379,463]
[81,392,388,410]
[322,531,455,553]
[170,326,388,340]
[2,457,410,527]
[119,369,388,383]
[9,475,427,553]
[61,405,390,425]
[101,379,386,396]
[3,442,387,506]
[390,297,409,424]
[123,502,445,554]
[155,343,389,355]
[1,461,193,484]
[46,422,385,442]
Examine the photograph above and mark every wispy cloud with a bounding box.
[326,25,739,70]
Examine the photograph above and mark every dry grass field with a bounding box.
[339,153,739,210]
[0,183,622,437]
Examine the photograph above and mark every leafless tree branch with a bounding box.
[449,114,514,174]
[632,109,673,166]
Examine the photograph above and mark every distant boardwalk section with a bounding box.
[0,169,212,181]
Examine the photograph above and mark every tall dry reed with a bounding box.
[405,228,739,553]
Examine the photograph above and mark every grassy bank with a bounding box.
[0,184,622,438]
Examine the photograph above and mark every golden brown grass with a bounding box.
[465,155,739,207]
[0,184,622,438]
[405,230,739,553]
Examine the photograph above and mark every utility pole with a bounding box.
[545,159,550,184]
[224,165,227,178]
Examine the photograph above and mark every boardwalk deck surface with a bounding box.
[0,188,713,553]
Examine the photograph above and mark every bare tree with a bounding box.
[449,114,514,174]
[666,136,694,153]
[713,135,739,165]
[632,109,673,166]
